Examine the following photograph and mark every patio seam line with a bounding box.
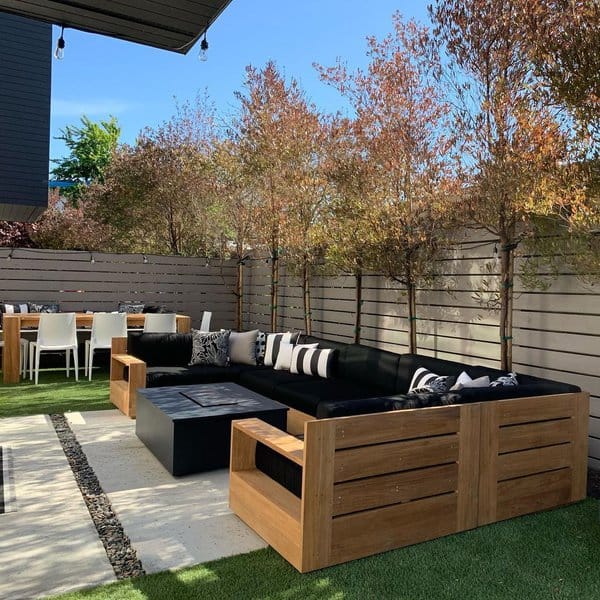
[49,413,146,580]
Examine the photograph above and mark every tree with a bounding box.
[233,62,309,332]
[85,99,221,256]
[211,139,262,329]
[52,116,121,204]
[431,0,591,370]
[318,14,458,353]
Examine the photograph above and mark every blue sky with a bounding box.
[50,1,430,164]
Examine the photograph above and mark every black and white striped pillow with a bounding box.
[290,347,335,379]
[408,367,455,394]
[264,332,293,367]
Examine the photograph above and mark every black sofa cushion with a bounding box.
[239,368,315,398]
[129,332,192,367]
[273,378,387,416]
[338,343,400,394]
[146,365,246,387]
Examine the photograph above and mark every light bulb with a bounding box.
[198,35,208,62]
[54,27,65,60]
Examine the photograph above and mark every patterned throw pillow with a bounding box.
[0,303,29,325]
[408,367,455,394]
[490,372,518,387]
[28,302,59,313]
[118,301,145,314]
[189,330,230,367]
[290,347,336,379]
[255,331,267,365]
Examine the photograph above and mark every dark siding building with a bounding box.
[0,12,51,222]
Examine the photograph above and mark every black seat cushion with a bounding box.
[129,332,192,367]
[336,343,400,394]
[273,378,386,416]
[146,365,242,387]
[255,442,302,498]
[239,368,315,397]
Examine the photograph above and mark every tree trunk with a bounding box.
[270,250,279,332]
[236,261,244,331]
[302,258,312,335]
[354,269,363,344]
[406,280,417,354]
[499,239,515,371]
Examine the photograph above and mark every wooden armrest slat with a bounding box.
[112,353,145,366]
[233,418,304,466]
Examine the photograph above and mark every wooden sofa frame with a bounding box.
[229,391,589,572]
[110,337,146,418]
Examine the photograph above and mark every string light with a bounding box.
[142,254,149,264]
[198,30,209,61]
[54,26,66,60]
[6,248,13,261]
[90,252,95,264]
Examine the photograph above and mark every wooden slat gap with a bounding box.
[497,465,570,483]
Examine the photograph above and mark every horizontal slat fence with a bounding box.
[0,248,237,330]
[242,239,600,469]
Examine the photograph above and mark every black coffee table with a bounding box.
[136,382,288,476]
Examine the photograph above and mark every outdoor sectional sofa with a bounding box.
[110,331,589,572]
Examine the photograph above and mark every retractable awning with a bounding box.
[0,0,233,53]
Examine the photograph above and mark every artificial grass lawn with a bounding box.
[0,368,112,417]
[52,498,600,600]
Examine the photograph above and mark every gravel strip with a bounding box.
[50,414,145,580]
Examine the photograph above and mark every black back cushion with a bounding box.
[338,343,400,394]
[128,332,192,367]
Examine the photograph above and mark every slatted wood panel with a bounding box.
[242,239,600,466]
[0,248,237,330]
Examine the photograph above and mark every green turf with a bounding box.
[51,498,600,600]
[0,368,112,417]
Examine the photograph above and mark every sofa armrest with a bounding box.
[110,352,146,418]
[111,336,128,355]
[232,418,304,466]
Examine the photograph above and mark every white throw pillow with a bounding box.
[450,371,490,391]
[264,332,293,367]
[274,342,318,371]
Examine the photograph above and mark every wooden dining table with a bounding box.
[1,313,191,384]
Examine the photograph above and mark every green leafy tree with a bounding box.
[52,116,121,204]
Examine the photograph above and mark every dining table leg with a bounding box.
[3,315,21,383]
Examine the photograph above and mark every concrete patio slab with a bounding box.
[67,410,268,574]
[0,414,115,600]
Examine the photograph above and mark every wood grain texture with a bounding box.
[333,405,461,450]
[478,402,499,525]
[329,493,458,565]
[231,418,303,466]
[497,394,575,425]
[286,407,313,436]
[2,315,21,383]
[334,434,459,483]
[496,468,572,521]
[300,419,336,572]
[497,443,571,481]
[230,422,257,472]
[109,352,146,418]
[457,403,481,531]
[498,418,573,453]
[333,463,458,516]
[571,392,589,501]
[229,470,302,570]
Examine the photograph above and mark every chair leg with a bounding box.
[22,342,28,378]
[84,342,89,378]
[66,348,70,378]
[88,347,94,381]
[35,347,41,385]
[73,347,79,382]
[29,343,35,381]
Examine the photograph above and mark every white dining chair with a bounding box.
[0,336,29,378]
[143,313,177,333]
[199,311,212,332]
[29,313,78,385]
[85,312,127,381]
